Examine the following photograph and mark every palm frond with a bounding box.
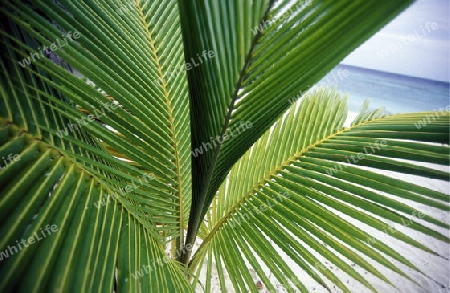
[2,1,447,292]
[190,88,449,292]
[0,1,193,291]
[0,0,191,244]
[177,0,417,250]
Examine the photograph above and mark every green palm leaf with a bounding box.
[1,0,191,290]
[1,0,191,243]
[178,0,416,254]
[191,88,449,292]
[1,0,448,292]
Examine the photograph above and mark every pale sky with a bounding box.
[342,0,449,82]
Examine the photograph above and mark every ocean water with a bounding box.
[313,64,450,114]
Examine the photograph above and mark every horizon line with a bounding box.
[338,63,449,84]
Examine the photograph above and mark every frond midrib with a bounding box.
[137,2,186,247]
[2,120,163,241]
[184,0,276,259]
[189,114,391,267]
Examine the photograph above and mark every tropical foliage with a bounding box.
[0,0,448,292]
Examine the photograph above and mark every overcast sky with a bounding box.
[342,0,449,82]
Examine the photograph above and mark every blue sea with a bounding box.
[314,64,450,114]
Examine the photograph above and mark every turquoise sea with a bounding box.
[315,64,450,114]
